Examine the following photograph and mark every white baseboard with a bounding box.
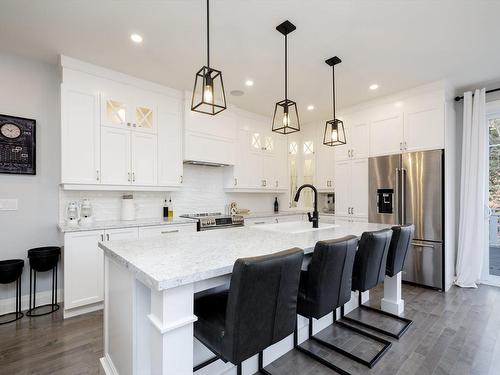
[0,289,63,315]
[64,302,103,319]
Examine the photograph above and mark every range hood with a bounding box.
[183,160,229,167]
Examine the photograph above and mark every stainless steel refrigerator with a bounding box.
[368,149,444,290]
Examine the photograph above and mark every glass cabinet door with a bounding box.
[133,105,156,133]
[102,97,127,128]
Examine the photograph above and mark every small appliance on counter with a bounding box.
[79,198,93,224]
[66,202,80,226]
[121,194,136,221]
[180,212,245,231]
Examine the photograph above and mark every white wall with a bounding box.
[0,54,61,305]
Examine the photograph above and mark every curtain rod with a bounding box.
[454,87,500,102]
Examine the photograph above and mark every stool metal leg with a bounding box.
[341,292,413,339]
[258,351,272,375]
[27,265,60,317]
[0,276,24,325]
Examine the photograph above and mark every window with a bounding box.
[251,133,261,149]
[289,141,298,155]
[264,136,274,152]
[303,140,314,155]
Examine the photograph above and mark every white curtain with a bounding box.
[456,89,488,288]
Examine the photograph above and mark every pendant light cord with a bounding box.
[206,0,210,68]
[284,34,287,101]
[332,66,336,119]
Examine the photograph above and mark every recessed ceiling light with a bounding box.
[394,101,403,108]
[230,90,245,97]
[307,105,315,111]
[369,84,379,90]
[245,80,254,87]
[130,33,143,43]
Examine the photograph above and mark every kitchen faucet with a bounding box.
[294,184,319,228]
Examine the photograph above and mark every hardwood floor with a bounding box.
[0,284,499,374]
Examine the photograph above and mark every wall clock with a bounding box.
[0,114,36,175]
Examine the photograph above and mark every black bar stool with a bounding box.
[193,248,304,375]
[343,225,414,339]
[0,259,24,324]
[26,246,61,317]
[332,229,394,368]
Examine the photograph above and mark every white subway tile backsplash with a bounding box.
[59,165,288,222]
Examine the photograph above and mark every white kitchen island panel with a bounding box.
[99,220,399,375]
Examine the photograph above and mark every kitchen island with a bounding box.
[99,220,401,375]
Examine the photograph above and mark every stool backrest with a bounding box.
[223,248,304,364]
[305,236,358,318]
[386,225,415,277]
[353,229,392,292]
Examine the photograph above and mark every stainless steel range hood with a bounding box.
[183,160,229,167]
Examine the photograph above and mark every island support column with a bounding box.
[148,284,198,375]
[381,272,404,315]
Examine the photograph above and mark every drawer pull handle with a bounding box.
[161,230,179,234]
[254,221,266,225]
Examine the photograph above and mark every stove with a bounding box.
[180,212,245,231]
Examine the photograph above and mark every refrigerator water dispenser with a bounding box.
[377,188,394,214]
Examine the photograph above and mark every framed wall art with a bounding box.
[0,114,36,175]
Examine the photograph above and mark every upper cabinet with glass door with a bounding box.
[101,93,157,134]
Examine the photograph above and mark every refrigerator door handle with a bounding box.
[401,168,407,224]
[395,167,400,224]
[412,241,435,249]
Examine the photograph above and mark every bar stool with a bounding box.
[26,246,61,317]
[193,248,304,375]
[343,225,414,339]
[331,229,394,368]
[0,259,24,324]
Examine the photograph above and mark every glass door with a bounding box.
[484,102,500,285]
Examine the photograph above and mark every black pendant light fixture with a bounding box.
[191,0,227,115]
[272,20,300,134]
[323,56,346,146]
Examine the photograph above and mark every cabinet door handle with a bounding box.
[161,229,179,234]
[264,180,267,187]
[347,150,351,158]
[96,170,100,181]
[234,178,237,186]
[106,234,110,241]
[128,172,131,182]
[352,207,354,215]
[180,175,183,183]
[101,234,104,241]
[133,123,137,128]
[254,221,266,225]
[127,122,131,127]
[351,149,354,158]
[132,172,135,182]
[404,141,407,150]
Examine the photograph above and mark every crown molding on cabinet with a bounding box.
[60,55,183,100]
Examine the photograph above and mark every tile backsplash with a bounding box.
[59,164,288,222]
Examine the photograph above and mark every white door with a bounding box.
[104,227,139,241]
[404,105,445,152]
[350,158,369,218]
[61,85,100,184]
[64,230,105,309]
[350,120,370,159]
[131,132,157,186]
[101,94,129,128]
[369,114,404,156]
[334,160,351,216]
[100,127,131,185]
[158,111,183,187]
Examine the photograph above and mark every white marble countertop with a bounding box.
[58,217,196,233]
[241,210,308,219]
[99,219,389,291]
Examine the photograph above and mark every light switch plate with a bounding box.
[0,199,18,211]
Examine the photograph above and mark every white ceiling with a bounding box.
[1,0,500,123]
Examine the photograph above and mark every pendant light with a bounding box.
[272,20,300,134]
[323,56,346,146]
[191,0,227,115]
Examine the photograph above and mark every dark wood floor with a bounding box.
[1,284,500,374]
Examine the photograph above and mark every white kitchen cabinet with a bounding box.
[245,214,305,225]
[101,93,157,134]
[131,132,157,186]
[334,158,368,219]
[350,120,370,159]
[100,127,132,185]
[315,126,335,191]
[404,104,444,152]
[369,113,404,156]
[158,110,183,187]
[138,223,196,238]
[64,230,105,312]
[61,85,100,184]
[63,227,139,318]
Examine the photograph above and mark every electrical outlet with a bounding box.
[0,199,18,211]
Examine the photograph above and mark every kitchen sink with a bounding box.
[250,221,339,234]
